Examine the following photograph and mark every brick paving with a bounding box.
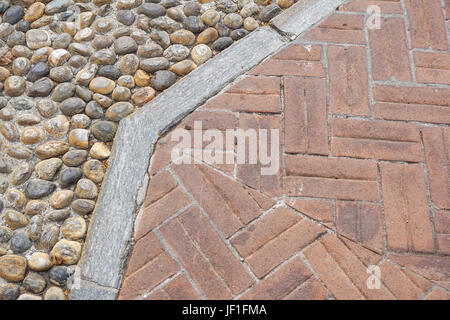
[119,0,450,300]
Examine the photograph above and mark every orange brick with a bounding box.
[271,44,322,61]
[144,170,178,207]
[390,254,450,282]
[249,59,324,77]
[162,274,200,300]
[374,102,450,124]
[424,288,450,300]
[144,289,171,300]
[373,85,450,106]
[434,210,450,234]
[379,261,424,299]
[125,232,164,276]
[340,0,403,14]
[414,52,450,84]
[283,277,328,300]
[286,199,333,225]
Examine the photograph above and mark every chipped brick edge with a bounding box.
[70,1,344,300]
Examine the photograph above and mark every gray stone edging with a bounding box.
[69,0,345,300]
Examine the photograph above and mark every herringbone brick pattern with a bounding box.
[119,0,450,300]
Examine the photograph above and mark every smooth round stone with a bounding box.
[62,216,86,240]
[12,45,31,58]
[71,114,90,129]
[47,208,70,222]
[75,85,92,102]
[49,266,69,286]
[191,44,212,65]
[215,22,230,37]
[44,287,65,300]
[117,10,135,26]
[150,30,170,48]
[52,80,75,101]
[240,2,259,18]
[23,272,46,294]
[112,86,131,101]
[59,167,82,188]
[27,77,54,97]
[93,93,113,108]
[20,126,44,144]
[137,43,164,58]
[60,97,86,116]
[138,3,166,18]
[6,144,32,159]
[44,115,69,138]
[136,14,151,32]
[69,128,89,149]
[140,57,169,73]
[49,66,73,82]
[26,29,51,49]
[45,0,73,15]
[53,33,72,50]
[30,47,52,64]
[93,17,114,33]
[68,55,87,70]
[35,158,62,180]
[10,232,31,253]
[0,255,27,282]
[4,76,25,96]
[0,122,18,141]
[6,30,26,47]
[0,226,12,243]
[98,65,121,80]
[35,140,69,159]
[26,62,49,82]
[18,293,42,300]
[90,142,111,160]
[0,106,14,121]
[117,0,140,9]
[24,2,45,22]
[198,27,219,44]
[230,28,249,40]
[50,190,74,209]
[278,0,294,8]
[90,48,116,65]
[48,49,70,67]
[118,54,139,75]
[105,102,134,121]
[170,59,197,76]
[25,200,46,216]
[215,0,238,13]
[114,36,137,55]
[224,13,243,29]
[17,114,40,126]
[92,35,113,50]
[183,1,201,16]
[169,29,195,45]
[85,101,104,119]
[89,77,115,95]
[40,225,59,250]
[113,26,132,38]
[260,3,282,22]
[6,189,25,207]
[12,57,30,76]
[68,43,92,56]
[71,199,95,215]
[50,239,82,265]
[14,19,29,32]
[184,15,204,33]
[150,16,182,33]
[0,66,9,80]
[0,177,8,193]
[24,179,56,199]
[131,30,148,44]
[4,209,28,229]
[91,120,117,142]
[75,178,98,199]
[0,284,20,300]
[167,7,184,22]
[28,215,42,241]
[131,86,157,106]
[163,44,189,62]
[75,64,98,86]
[3,6,23,25]
[62,150,88,167]
[83,159,104,183]
[243,17,258,31]
[29,252,52,272]
[162,0,181,8]
[79,11,95,28]
[62,21,76,35]
[37,99,57,118]
[212,37,233,51]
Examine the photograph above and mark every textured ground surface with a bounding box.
[120,0,450,300]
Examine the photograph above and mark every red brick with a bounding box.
[336,201,383,253]
[144,289,171,300]
[182,111,236,130]
[331,118,422,162]
[369,18,412,81]
[172,164,243,238]
[231,207,301,258]
[285,176,380,202]
[434,210,450,234]
[339,237,382,267]
[119,251,179,300]
[286,198,333,226]
[414,51,450,70]
[378,261,424,299]
[240,257,312,299]
[246,187,276,210]
[284,77,328,155]
[159,217,232,299]
[416,68,450,85]
[380,163,434,253]
[136,187,191,239]
[144,170,178,207]
[283,277,328,300]
[178,207,254,294]
[404,0,448,50]
[303,241,365,300]
[328,46,370,115]
[320,13,365,29]
[125,232,164,276]
[437,234,450,255]
[422,127,450,209]
[162,274,200,300]
[340,0,403,14]
[445,0,450,19]
[320,234,395,299]
[374,102,450,124]
[373,86,450,106]
[149,142,173,176]
[424,288,450,300]
[246,218,324,278]
[271,44,322,61]
[248,59,324,77]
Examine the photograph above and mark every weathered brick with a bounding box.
[240,257,312,299]
[424,288,450,300]
[380,163,434,253]
[178,207,254,294]
[390,254,450,281]
[136,187,191,239]
[246,218,324,278]
[373,86,450,106]
[284,77,328,155]
[374,102,450,124]
[144,170,178,207]
[369,18,412,81]
[283,277,328,300]
[404,0,448,50]
[149,142,173,176]
[437,234,450,255]
[286,198,333,226]
[159,217,232,299]
[162,274,201,300]
[119,252,179,300]
[378,261,424,299]
[328,46,370,115]
[340,0,403,14]
[414,51,450,85]
[144,289,171,300]
[422,127,450,209]
[434,210,450,234]
[340,236,382,267]
[125,232,164,276]
[271,44,322,61]
[181,111,236,130]
[231,207,301,258]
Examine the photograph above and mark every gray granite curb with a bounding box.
[70,0,345,300]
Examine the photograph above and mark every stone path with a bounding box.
[119,0,450,300]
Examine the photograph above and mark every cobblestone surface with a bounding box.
[120,0,450,300]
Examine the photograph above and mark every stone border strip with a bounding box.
[70,0,346,300]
